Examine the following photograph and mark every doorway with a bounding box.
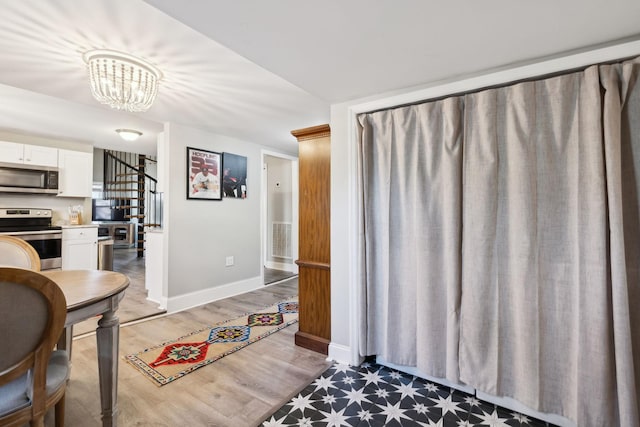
[261,151,299,285]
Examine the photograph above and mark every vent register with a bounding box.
[271,222,292,259]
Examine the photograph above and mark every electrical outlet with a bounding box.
[225,256,234,267]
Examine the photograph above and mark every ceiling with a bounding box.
[0,1,638,156]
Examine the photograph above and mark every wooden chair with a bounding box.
[0,235,75,377]
[0,235,41,271]
[0,267,68,427]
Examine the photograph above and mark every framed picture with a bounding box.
[187,147,222,200]
[222,152,248,199]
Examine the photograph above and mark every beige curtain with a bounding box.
[599,59,640,426]
[358,97,464,383]
[358,57,640,425]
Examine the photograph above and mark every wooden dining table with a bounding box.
[42,269,129,427]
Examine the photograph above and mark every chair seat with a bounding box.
[0,350,69,417]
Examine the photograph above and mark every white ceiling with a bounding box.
[0,0,638,156]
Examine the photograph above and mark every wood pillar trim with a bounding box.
[291,124,331,141]
[295,259,331,270]
[292,124,331,355]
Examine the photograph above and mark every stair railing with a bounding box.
[103,150,162,257]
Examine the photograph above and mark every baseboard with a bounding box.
[328,342,359,365]
[165,276,262,313]
[145,295,167,310]
[295,331,329,355]
[265,260,298,273]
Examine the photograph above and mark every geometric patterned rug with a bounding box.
[261,359,557,426]
[124,297,298,386]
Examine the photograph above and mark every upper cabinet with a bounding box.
[0,140,93,198]
[0,141,58,167]
[58,149,93,198]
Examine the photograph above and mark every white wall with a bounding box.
[329,40,640,365]
[0,193,91,225]
[162,122,288,311]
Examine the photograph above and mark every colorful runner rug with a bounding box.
[125,297,298,386]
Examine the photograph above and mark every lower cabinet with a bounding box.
[62,227,98,270]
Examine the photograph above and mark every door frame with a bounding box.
[260,149,299,282]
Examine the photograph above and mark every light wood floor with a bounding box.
[73,248,166,336]
[47,277,331,427]
[74,251,298,336]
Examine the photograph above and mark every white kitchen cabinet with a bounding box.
[58,149,93,197]
[0,141,23,163]
[62,227,98,270]
[0,141,58,167]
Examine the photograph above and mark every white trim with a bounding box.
[145,295,167,310]
[291,159,299,268]
[346,108,363,367]
[165,275,262,313]
[261,160,268,275]
[261,149,299,162]
[329,342,361,366]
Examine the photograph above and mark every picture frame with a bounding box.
[222,152,248,199]
[187,147,222,200]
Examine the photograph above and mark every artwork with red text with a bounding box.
[187,147,222,200]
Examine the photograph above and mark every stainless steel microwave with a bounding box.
[0,162,59,194]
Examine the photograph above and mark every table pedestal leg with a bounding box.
[97,311,120,427]
[57,325,73,358]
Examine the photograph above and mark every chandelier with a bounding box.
[83,49,162,113]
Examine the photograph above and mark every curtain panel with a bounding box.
[357,56,640,426]
[358,98,464,383]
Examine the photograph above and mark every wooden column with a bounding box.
[292,124,331,355]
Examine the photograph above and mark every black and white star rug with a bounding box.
[261,360,556,426]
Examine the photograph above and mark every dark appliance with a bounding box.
[0,162,59,194]
[92,199,126,222]
[0,208,62,270]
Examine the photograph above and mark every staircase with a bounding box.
[102,150,162,257]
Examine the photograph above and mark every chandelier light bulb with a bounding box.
[83,49,162,113]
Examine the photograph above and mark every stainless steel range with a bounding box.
[0,208,62,270]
